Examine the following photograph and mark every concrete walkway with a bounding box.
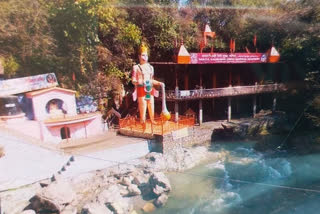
[0,129,149,191]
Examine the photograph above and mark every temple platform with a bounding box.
[118,115,195,139]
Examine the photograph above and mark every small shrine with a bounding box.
[0,73,104,144]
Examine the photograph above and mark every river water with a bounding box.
[151,141,320,214]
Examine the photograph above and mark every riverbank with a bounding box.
[1,142,226,214]
[1,110,313,214]
[212,110,320,154]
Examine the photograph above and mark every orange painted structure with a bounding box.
[119,114,195,138]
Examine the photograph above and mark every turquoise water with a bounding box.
[152,142,320,214]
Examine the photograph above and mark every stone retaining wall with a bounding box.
[154,126,213,153]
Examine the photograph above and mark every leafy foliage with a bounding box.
[0,0,319,127]
[0,0,55,76]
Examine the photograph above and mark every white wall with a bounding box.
[31,90,77,121]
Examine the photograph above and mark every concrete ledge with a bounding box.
[118,129,155,139]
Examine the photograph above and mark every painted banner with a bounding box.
[0,73,58,96]
[190,53,268,64]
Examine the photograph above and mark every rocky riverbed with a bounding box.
[0,143,226,214]
[2,110,310,214]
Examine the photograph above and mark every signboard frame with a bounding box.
[0,73,58,96]
[190,53,268,64]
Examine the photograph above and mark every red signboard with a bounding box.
[190,53,268,64]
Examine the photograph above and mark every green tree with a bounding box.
[0,0,55,76]
[49,0,101,90]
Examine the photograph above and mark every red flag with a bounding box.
[72,72,76,81]
[229,39,233,53]
[232,39,236,53]
[253,35,257,47]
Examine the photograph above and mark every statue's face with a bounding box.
[139,52,148,64]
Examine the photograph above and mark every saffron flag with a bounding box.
[230,39,236,53]
[253,35,257,47]
[72,72,76,81]
[203,24,216,45]
[232,39,236,53]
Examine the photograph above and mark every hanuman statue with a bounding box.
[132,44,163,125]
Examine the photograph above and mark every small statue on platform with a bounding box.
[132,44,170,126]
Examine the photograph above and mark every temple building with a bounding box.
[151,24,297,125]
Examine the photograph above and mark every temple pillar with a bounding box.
[227,73,232,121]
[236,72,241,113]
[212,72,216,116]
[272,97,277,112]
[199,67,203,125]
[175,86,179,122]
[199,99,203,125]
[200,69,203,87]
[272,83,277,112]
[253,82,258,117]
[228,97,231,122]
[184,69,189,112]
[253,95,257,118]
[175,68,178,88]
[184,71,189,90]
[175,101,179,122]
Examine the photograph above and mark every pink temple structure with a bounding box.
[0,73,105,145]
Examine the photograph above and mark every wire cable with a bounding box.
[276,102,311,150]
[2,119,320,195]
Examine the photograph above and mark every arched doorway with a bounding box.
[60,127,70,139]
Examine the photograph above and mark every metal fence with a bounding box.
[119,114,195,135]
[166,83,288,101]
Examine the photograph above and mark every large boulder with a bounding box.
[120,176,133,186]
[107,202,130,214]
[149,172,171,196]
[28,180,76,213]
[144,153,167,171]
[130,171,152,197]
[154,194,168,207]
[81,202,112,214]
[97,185,133,214]
[127,184,141,196]
[142,202,156,213]
[108,164,136,178]
[97,185,122,204]
[153,185,167,196]
[132,172,150,186]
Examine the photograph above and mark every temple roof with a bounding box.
[26,87,76,98]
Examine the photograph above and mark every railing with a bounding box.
[165,83,288,101]
[119,114,195,135]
